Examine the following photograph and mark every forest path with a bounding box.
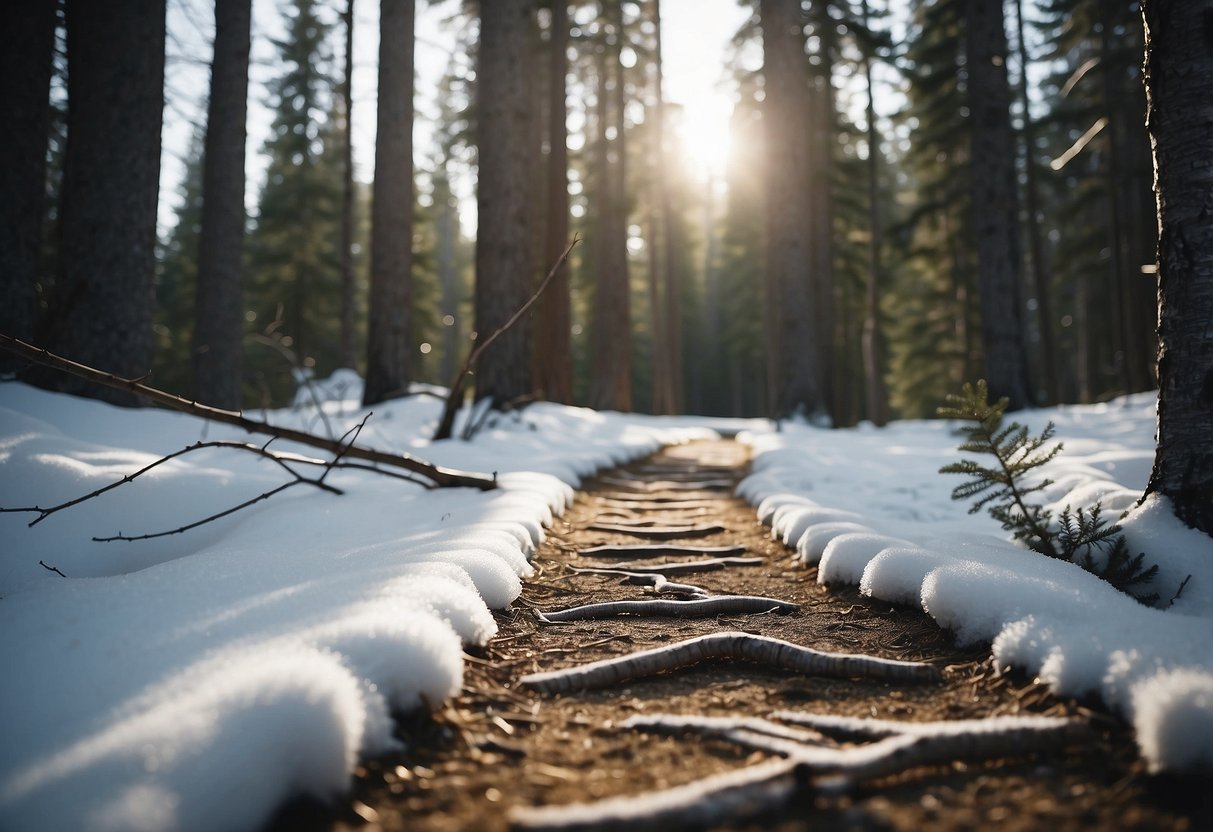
[272,439,1203,831]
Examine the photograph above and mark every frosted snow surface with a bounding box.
[738,393,1213,774]
[4,380,1212,831]
[0,381,728,832]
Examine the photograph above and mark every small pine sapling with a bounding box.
[939,381,1159,604]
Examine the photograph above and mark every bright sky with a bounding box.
[159,0,752,234]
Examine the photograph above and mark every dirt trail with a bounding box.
[271,439,1209,831]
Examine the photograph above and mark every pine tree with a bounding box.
[246,0,343,405]
[154,128,206,398]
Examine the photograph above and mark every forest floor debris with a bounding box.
[269,439,1212,831]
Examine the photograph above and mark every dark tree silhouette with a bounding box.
[1141,0,1213,536]
[192,0,252,409]
[364,0,415,406]
[41,0,165,405]
[0,0,56,372]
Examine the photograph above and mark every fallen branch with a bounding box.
[0,333,495,490]
[574,557,764,574]
[587,522,727,540]
[508,757,802,831]
[620,714,830,748]
[618,573,710,599]
[512,712,1085,828]
[579,544,747,559]
[536,596,799,624]
[599,477,734,492]
[433,237,579,441]
[518,632,939,694]
[2,439,352,528]
[598,496,718,508]
[92,416,371,542]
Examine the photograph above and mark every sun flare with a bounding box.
[672,98,733,181]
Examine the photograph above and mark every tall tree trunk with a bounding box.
[0,0,56,374]
[760,0,820,419]
[435,170,460,384]
[965,0,1031,411]
[535,0,573,404]
[339,0,357,371]
[590,2,632,412]
[42,0,164,405]
[653,0,681,414]
[1011,0,1059,405]
[809,42,836,423]
[860,0,889,427]
[1100,23,1135,398]
[192,0,251,409]
[1141,0,1213,535]
[475,0,535,406]
[363,0,414,406]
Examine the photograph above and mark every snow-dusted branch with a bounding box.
[510,713,1086,829]
[0,333,496,490]
[579,543,747,558]
[518,631,939,693]
[536,595,799,623]
[587,522,727,539]
[508,757,802,831]
[573,556,764,574]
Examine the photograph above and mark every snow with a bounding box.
[0,382,722,832]
[738,393,1213,775]
[2,381,1211,831]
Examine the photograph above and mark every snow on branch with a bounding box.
[518,631,940,694]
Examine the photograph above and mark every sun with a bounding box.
[672,98,733,181]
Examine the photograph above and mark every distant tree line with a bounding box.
[0,0,1187,427]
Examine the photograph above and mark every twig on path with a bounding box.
[579,544,746,559]
[573,557,764,574]
[535,596,799,624]
[587,522,727,540]
[508,757,802,832]
[518,631,938,694]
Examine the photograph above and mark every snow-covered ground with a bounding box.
[1,380,1209,831]
[738,393,1213,776]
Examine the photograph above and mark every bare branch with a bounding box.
[0,333,496,490]
[433,237,580,441]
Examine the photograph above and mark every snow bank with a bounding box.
[738,394,1213,774]
[0,382,726,831]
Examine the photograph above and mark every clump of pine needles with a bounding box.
[939,381,1158,605]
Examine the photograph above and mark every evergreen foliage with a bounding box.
[939,381,1158,604]
[246,0,345,405]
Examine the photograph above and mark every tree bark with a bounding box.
[1141,0,1213,535]
[41,0,164,405]
[475,0,536,406]
[192,0,251,410]
[535,0,573,404]
[0,0,56,374]
[965,0,1032,411]
[860,0,889,427]
[590,1,632,412]
[760,0,821,419]
[363,0,414,406]
[1011,0,1059,406]
[339,0,358,371]
[652,0,681,414]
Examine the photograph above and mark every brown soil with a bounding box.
[270,439,1212,831]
